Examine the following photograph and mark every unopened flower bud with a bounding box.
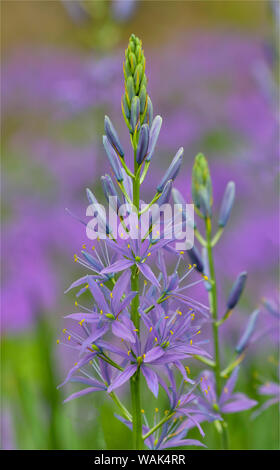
[136,124,149,164]
[219,181,235,227]
[187,245,204,273]
[130,96,140,132]
[192,153,213,217]
[157,147,183,193]
[104,115,124,158]
[146,116,162,162]
[103,136,123,182]
[101,174,121,213]
[227,272,247,310]
[235,309,260,354]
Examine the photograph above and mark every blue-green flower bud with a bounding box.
[157,147,183,193]
[104,115,124,158]
[136,124,149,164]
[219,181,235,227]
[192,153,213,217]
[130,96,140,132]
[235,309,259,354]
[187,245,204,273]
[227,272,247,310]
[103,136,123,182]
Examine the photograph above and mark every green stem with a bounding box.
[142,412,175,441]
[205,216,229,449]
[130,151,143,450]
[109,392,132,422]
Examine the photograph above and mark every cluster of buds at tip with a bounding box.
[192,153,213,218]
[122,34,152,134]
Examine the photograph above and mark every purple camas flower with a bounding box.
[251,381,280,419]
[58,34,214,449]
[195,367,257,419]
[56,33,266,450]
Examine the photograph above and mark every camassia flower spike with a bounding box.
[58,34,260,451]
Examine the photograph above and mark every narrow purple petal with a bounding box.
[111,319,136,343]
[111,270,131,312]
[144,347,165,363]
[63,386,103,403]
[81,324,109,353]
[107,364,137,393]
[220,366,239,405]
[87,276,109,313]
[138,262,160,288]
[221,393,257,413]
[57,353,96,388]
[102,259,133,274]
[141,366,159,397]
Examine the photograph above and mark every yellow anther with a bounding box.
[92,246,95,250]
[164,410,169,415]
[79,319,85,326]
[74,362,78,366]
[62,328,66,333]
[82,244,86,249]
[177,310,182,316]
[201,377,203,382]
[191,313,195,320]
[156,231,160,235]
[180,251,184,255]
[85,284,89,289]
[97,236,100,242]
[75,301,78,307]
[144,280,147,286]
[100,283,103,287]
[127,244,130,248]
[134,329,139,332]
[110,292,113,298]
[185,366,190,374]
[147,252,151,257]
[190,339,193,345]
[154,337,158,342]
[141,409,145,413]
[56,339,60,344]
[68,335,71,341]
[143,353,146,359]
[128,350,131,356]
[203,275,208,281]
[164,316,169,319]
[193,264,197,268]
[155,408,159,413]
[196,330,201,335]
[170,330,174,335]
[149,327,153,332]
[205,389,208,395]
[188,264,192,269]
[100,310,103,315]
[120,233,124,238]
[136,225,139,229]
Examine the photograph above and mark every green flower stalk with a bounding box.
[192,154,229,448]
